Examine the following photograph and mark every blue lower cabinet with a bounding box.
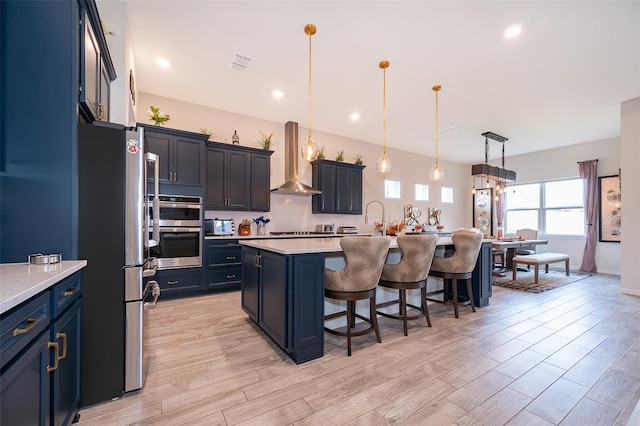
[241,248,324,364]
[153,268,203,297]
[0,271,82,426]
[51,300,81,426]
[1,332,51,426]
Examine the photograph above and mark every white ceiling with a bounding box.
[120,0,640,163]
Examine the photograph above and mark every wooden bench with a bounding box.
[512,253,570,283]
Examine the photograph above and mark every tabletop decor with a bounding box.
[147,105,170,126]
[354,154,364,165]
[598,174,621,242]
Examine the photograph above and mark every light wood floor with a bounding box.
[77,273,640,425]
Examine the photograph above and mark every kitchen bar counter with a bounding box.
[239,235,456,254]
[0,260,87,314]
[205,233,372,240]
[240,235,492,364]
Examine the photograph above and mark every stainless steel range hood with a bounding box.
[271,121,321,195]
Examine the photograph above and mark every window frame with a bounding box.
[504,178,585,237]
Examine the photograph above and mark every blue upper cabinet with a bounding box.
[79,0,116,123]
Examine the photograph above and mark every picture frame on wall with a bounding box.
[598,174,621,242]
[473,188,493,237]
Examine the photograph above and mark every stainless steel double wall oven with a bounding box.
[148,195,203,269]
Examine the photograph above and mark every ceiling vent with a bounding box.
[229,53,251,72]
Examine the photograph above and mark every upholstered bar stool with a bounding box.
[428,229,483,318]
[324,236,391,356]
[377,234,438,336]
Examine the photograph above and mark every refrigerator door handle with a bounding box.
[143,281,160,310]
[145,151,160,247]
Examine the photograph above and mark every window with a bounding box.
[415,183,429,201]
[384,179,401,199]
[505,179,584,236]
[441,186,453,204]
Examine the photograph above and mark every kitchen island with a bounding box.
[240,236,492,363]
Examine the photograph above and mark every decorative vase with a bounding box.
[257,224,266,236]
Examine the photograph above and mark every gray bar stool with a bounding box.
[324,236,391,356]
[428,229,483,318]
[377,234,438,336]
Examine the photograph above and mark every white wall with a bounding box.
[620,97,640,295]
[474,138,622,274]
[138,91,467,235]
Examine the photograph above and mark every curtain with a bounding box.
[495,181,506,237]
[578,159,598,272]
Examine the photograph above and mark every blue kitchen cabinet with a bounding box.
[151,268,204,298]
[0,272,82,426]
[78,1,115,123]
[311,159,365,215]
[241,248,324,364]
[142,125,208,192]
[205,142,273,211]
[205,239,242,291]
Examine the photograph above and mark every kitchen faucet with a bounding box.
[364,200,386,236]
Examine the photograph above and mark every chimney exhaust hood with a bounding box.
[271,121,321,195]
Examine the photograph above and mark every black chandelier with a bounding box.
[471,131,516,184]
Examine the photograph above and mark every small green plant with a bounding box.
[335,150,344,161]
[200,128,213,139]
[316,147,326,159]
[354,154,364,165]
[257,131,275,150]
[147,105,170,126]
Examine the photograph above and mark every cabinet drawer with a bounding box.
[206,266,242,287]
[206,248,241,267]
[1,292,50,370]
[51,272,82,318]
[206,239,240,249]
[154,269,203,294]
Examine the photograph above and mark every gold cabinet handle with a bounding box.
[56,332,68,360]
[226,274,236,279]
[98,102,106,120]
[47,341,60,373]
[13,318,39,336]
[167,280,178,285]
[63,287,78,297]
[226,256,236,260]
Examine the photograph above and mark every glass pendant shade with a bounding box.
[430,164,443,180]
[377,152,391,173]
[302,135,316,161]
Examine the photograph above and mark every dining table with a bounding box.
[491,238,549,275]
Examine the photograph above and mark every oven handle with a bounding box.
[158,227,203,233]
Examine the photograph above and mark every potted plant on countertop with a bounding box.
[257,131,275,150]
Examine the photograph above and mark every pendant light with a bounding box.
[302,24,317,161]
[377,60,391,173]
[429,85,443,180]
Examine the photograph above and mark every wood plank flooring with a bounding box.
[77,273,640,425]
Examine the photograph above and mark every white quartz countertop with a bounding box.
[205,233,372,240]
[240,235,459,255]
[0,260,87,314]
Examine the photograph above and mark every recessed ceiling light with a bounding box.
[272,90,284,99]
[505,25,522,38]
[350,113,360,121]
[155,57,171,68]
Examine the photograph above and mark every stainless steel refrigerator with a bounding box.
[78,121,160,407]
